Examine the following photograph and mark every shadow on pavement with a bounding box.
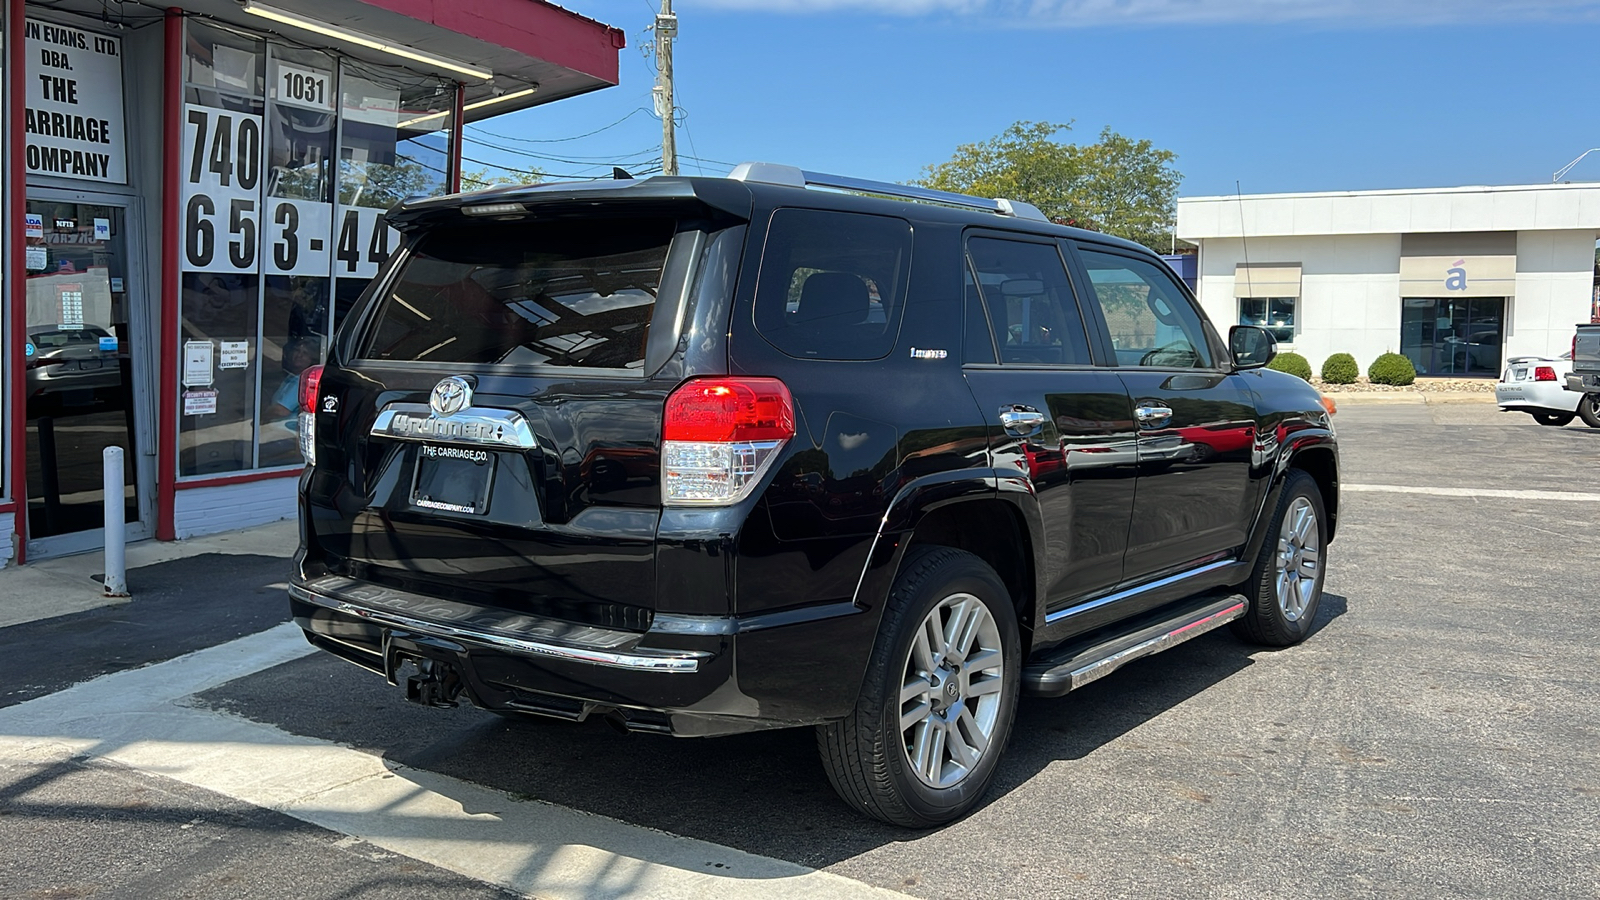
[197,592,1348,869]
[0,553,291,709]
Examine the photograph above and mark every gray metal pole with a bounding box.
[103,446,129,597]
[657,0,678,176]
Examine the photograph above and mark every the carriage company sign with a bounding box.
[24,19,127,183]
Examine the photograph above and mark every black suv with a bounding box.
[289,163,1338,827]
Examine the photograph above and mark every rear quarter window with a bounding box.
[753,208,912,361]
[357,218,675,370]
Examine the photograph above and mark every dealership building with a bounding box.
[1176,183,1600,380]
[0,0,624,564]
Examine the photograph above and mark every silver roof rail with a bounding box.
[727,161,1050,223]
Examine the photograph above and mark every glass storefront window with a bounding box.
[258,47,337,468]
[174,21,457,477]
[1239,297,1296,344]
[334,64,453,332]
[1400,298,1505,376]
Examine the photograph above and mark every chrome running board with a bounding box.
[1022,593,1247,697]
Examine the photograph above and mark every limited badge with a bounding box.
[430,376,473,417]
[909,347,948,360]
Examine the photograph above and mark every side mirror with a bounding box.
[1229,325,1278,370]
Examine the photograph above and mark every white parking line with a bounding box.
[0,624,908,900]
[1344,483,1600,502]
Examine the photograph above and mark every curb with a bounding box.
[1327,391,1493,405]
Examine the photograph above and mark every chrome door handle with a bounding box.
[999,406,1046,436]
[1135,404,1173,428]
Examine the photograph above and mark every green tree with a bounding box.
[461,166,543,191]
[914,121,1181,251]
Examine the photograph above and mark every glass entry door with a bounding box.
[23,200,151,553]
[1400,297,1505,376]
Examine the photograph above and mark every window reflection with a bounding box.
[1400,298,1504,376]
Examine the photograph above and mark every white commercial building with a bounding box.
[1176,183,1600,378]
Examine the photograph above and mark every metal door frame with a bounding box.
[23,188,156,559]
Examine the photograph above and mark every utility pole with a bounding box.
[654,0,679,176]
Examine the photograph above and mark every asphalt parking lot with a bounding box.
[3,397,1598,899]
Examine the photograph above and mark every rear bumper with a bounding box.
[289,574,871,735]
[1565,373,1600,393]
[1497,379,1581,412]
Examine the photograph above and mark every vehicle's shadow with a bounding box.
[199,593,1347,868]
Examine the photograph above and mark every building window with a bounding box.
[177,21,455,477]
[1400,298,1504,377]
[1239,297,1295,344]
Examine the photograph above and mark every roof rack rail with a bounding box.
[727,161,1050,223]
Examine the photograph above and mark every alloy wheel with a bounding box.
[899,593,1006,789]
[1275,496,1320,622]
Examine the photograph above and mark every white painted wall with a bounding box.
[0,512,14,567]
[1191,223,1594,374]
[174,478,298,540]
[1509,230,1594,362]
[1195,234,1409,373]
[1180,183,1600,239]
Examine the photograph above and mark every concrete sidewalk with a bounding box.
[0,520,298,629]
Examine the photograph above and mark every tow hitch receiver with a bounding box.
[402,657,463,708]
[382,630,466,709]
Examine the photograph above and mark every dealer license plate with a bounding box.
[411,444,495,514]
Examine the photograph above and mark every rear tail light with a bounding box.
[1535,366,1557,382]
[662,377,795,505]
[299,364,325,412]
[298,364,325,465]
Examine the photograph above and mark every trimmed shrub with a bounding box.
[1320,352,1360,384]
[1367,352,1417,386]
[1267,351,1313,381]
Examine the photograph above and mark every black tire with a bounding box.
[817,546,1022,828]
[1232,469,1328,647]
[1532,412,1575,427]
[1579,394,1600,429]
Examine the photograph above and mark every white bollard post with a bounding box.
[103,446,130,597]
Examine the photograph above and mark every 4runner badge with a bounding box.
[430,377,473,417]
[909,347,948,360]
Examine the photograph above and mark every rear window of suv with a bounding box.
[753,208,911,361]
[357,218,675,370]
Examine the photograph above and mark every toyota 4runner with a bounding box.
[289,163,1339,827]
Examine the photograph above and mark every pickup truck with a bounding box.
[1566,324,1600,427]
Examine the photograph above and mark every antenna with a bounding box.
[1236,180,1255,300]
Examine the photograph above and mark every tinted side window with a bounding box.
[359,218,673,369]
[966,237,1091,366]
[1077,248,1214,369]
[753,209,911,361]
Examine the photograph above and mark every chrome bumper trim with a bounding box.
[291,584,709,673]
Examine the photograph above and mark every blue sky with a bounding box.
[464,1,1600,198]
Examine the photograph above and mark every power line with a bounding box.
[465,108,653,145]
[461,135,660,166]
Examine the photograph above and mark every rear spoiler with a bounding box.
[386,177,755,233]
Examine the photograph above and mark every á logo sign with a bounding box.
[1445,258,1468,292]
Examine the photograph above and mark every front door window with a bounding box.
[1400,298,1504,376]
[23,202,141,539]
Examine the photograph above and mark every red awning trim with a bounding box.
[356,0,624,85]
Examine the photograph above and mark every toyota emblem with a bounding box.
[430,377,473,417]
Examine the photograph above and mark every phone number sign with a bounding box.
[181,103,395,278]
